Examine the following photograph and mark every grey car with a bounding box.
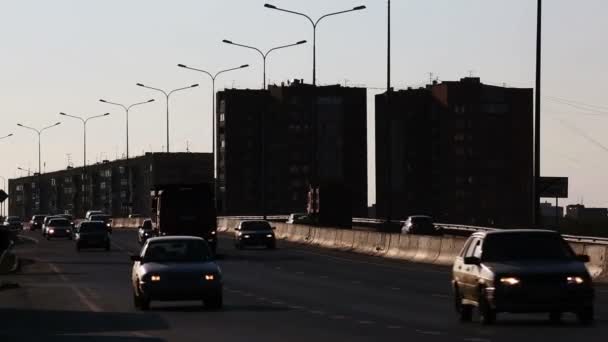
[452,230,594,325]
[131,236,223,311]
[75,221,111,251]
[234,220,276,249]
[45,218,73,240]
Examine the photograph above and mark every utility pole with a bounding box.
[385,0,393,226]
[534,0,542,227]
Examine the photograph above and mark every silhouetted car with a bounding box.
[138,219,155,245]
[234,220,276,249]
[3,216,23,231]
[75,221,110,251]
[45,218,73,240]
[85,210,104,220]
[401,215,442,235]
[56,214,75,227]
[130,236,222,310]
[452,230,594,325]
[29,215,47,231]
[89,214,112,233]
[42,215,61,236]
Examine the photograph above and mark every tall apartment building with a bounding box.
[216,80,368,220]
[9,153,212,218]
[376,77,533,227]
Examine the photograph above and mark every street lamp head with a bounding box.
[54,122,61,126]
[17,123,23,127]
[297,40,307,45]
[99,99,107,103]
[8,134,13,137]
[136,83,145,87]
[191,84,199,88]
[103,113,110,116]
[147,99,155,103]
[177,64,187,68]
[353,5,366,10]
[241,64,250,68]
[59,112,67,116]
[222,39,233,44]
[264,4,277,9]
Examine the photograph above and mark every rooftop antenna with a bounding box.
[429,72,434,85]
[468,70,475,77]
[186,140,190,152]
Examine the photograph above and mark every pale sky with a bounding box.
[1,0,607,208]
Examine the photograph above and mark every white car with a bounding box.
[85,210,105,220]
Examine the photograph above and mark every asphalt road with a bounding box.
[1,229,607,342]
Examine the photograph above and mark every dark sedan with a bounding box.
[401,215,442,236]
[234,220,276,249]
[29,215,47,231]
[131,236,223,310]
[137,219,155,245]
[45,218,73,240]
[3,216,23,231]
[452,230,594,325]
[75,221,110,251]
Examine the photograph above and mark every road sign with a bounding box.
[539,177,568,198]
[0,190,7,203]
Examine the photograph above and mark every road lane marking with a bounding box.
[330,315,346,320]
[464,338,491,342]
[351,280,361,284]
[131,332,154,338]
[416,330,442,336]
[295,271,305,275]
[432,293,450,299]
[288,305,306,310]
[387,325,402,329]
[320,275,329,279]
[308,310,325,315]
[49,263,103,313]
[357,320,375,325]
[390,287,401,291]
[271,301,285,305]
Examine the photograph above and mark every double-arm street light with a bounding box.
[222,40,306,89]
[177,64,249,181]
[59,112,110,211]
[0,135,11,217]
[136,83,199,153]
[17,122,61,175]
[264,3,366,86]
[99,99,155,160]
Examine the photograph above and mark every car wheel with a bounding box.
[577,306,594,325]
[205,293,223,310]
[549,311,562,324]
[478,288,496,325]
[454,286,472,322]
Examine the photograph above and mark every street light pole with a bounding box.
[100,99,155,215]
[264,3,366,86]
[386,0,393,225]
[59,113,110,213]
[222,40,307,89]
[177,64,249,212]
[136,83,199,153]
[534,0,542,227]
[17,122,61,214]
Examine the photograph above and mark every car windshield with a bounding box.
[482,233,575,262]
[241,221,272,231]
[144,240,211,263]
[49,219,71,227]
[79,223,107,233]
[90,215,111,222]
[7,217,20,222]
[33,216,45,221]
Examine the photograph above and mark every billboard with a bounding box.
[539,177,568,198]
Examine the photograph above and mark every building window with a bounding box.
[221,140,225,148]
[220,113,225,122]
[64,187,73,195]
[120,178,128,186]
[120,191,127,199]
[119,167,125,174]
[64,177,72,184]
[16,184,23,191]
[16,195,23,202]
[454,134,465,142]
[51,178,56,186]
[100,182,106,190]
[455,147,465,156]
[31,182,36,189]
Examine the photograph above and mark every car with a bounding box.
[138,219,155,245]
[29,215,47,231]
[42,215,61,235]
[129,214,143,219]
[3,216,23,231]
[85,210,104,220]
[89,214,112,233]
[286,213,312,225]
[401,215,442,235]
[45,218,73,240]
[452,230,594,325]
[234,220,276,249]
[56,214,75,226]
[130,236,223,311]
[75,221,110,251]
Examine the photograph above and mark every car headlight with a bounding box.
[567,276,585,285]
[500,277,520,286]
[211,231,216,235]
[106,223,111,227]
[243,235,251,239]
[204,274,215,281]
[49,229,55,234]
[66,229,71,233]
[237,232,243,236]
[150,275,161,282]
[266,234,273,238]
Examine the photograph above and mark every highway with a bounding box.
[1,229,607,342]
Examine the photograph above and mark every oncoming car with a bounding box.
[45,218,73,240]
[234,220,276,249]
[76,221,111,251]
[131,236,223,311]
[452,230,594,325]
[401,215,442,236]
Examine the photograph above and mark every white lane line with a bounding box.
[49,263,103,313]
[390,287,401,291]
[131,332,154,338]
[463,338,491,342]
[271,301,285,305]
[351,280,361,284]
[308,310,325,315]
[330,315,346,320]
[387,325,402,329]
[357,320,375,325]
[295,271,305,275]
[257,297,267,301]
[320,275,329,279]
[432,293,450,299]
[416,330,442,336]
[275,266,282,270]
[288,305,306,310]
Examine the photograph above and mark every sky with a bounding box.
[1,0,607,209]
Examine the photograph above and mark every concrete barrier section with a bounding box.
[334,229,355,251]
[583,244,607,279]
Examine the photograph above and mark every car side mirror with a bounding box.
[130,255,141,262]
[234,227,240,231]
[576,254,590,263]
[464,256,481,265]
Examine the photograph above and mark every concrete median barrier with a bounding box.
[582,244,607,279]
[434,236,466,266]
[412,236,442,264]
[334,229,355,251]
[311,228,338,248]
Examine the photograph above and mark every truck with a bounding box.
[150,183,217,253]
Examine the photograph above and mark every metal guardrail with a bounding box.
[220,216,608,245]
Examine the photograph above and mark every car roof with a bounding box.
[408,215,432,219]
[146,236,205,243]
